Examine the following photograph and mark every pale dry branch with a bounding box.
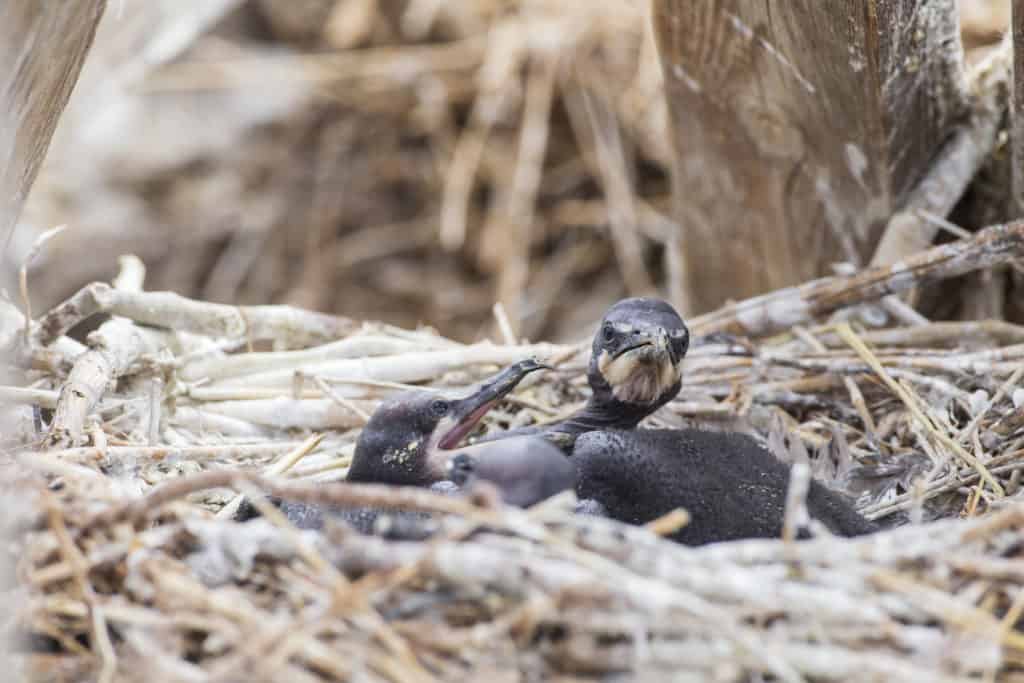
[692,221,1024,337]
[179,334,447,383]
[204,342,568,390]
[46,317,165,447]
[33,283,358,350]
[200,397,374,430]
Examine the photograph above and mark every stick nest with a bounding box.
[4,243,1024,681]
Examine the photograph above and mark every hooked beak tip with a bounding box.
[518,357,552,373]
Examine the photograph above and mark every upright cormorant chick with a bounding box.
[482,297,689,453]
[577,297,688,426]
[573,428,877,544]
[460,300,872,544]
[267,359,559,531]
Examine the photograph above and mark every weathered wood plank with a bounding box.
[652,0,964,313]
[1013,0,1024,216]
[0,0,106,247]
[873,35,1009,267]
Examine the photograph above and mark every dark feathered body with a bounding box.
[574,428,876,545]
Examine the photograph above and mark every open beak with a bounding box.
[435,358,549,451]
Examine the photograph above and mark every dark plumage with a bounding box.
[240,359,548,533]
[346,358,549,486]
[573,428,877,545]
[480,297,689,454]
[469,298,874,545]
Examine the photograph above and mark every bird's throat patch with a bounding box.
[597,349,680,404]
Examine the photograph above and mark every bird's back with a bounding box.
[573,428,875,545]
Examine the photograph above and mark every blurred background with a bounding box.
[3,0,1013,343]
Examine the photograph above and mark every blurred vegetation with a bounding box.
[5,0,1012,343]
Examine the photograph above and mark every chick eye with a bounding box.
[430,399,450,416]
[671,333,689,358]
[602,323,615,342]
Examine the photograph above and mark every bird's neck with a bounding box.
[555,396,651,435]
[553,379,681,441]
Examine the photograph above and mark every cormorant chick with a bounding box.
[482,297,689,453]
[573,428,877,545]
[266,359,548,532]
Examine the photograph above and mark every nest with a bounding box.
[4,219,1024,681]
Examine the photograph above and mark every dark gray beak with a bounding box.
[436,358,549,450]
[612,327,673,361]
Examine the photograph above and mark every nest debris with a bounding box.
[3,217,1024,680]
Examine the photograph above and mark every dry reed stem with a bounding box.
[45,497,118,683]
[691,220,1024,337]
[26,474,1024,681]
[216,433,325,519]
[85,469,482,530]
[32,283,357,350]
[569,84,654,295]
[490,53,558,335]
[18,225,67,345]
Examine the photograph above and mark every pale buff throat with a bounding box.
[597,347,681,404]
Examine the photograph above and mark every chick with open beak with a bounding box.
[345,358,549,486]
[242,359,549,532]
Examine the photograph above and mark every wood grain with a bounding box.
[1014,0,1024,216]
[652,0,964,313]
[0,0,106,247]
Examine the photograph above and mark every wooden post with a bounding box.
[0,0,107,247]
[652,0,964,313]
[1013,0,1024,217]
